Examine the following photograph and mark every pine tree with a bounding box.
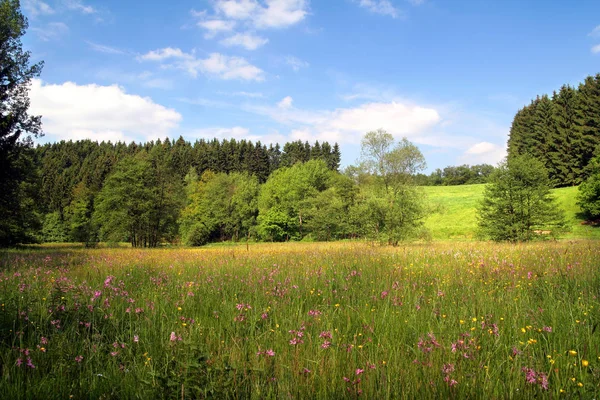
[575,74,600,179]
[550,85,581,186]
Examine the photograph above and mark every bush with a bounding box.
[577,156,600,220]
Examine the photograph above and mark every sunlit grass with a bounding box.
[1,241,599,398]
[423,184,600,240]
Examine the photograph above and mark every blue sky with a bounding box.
[22,0,600,171]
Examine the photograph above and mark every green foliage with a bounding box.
[94,152,182,247]
[65,182,98,247]
[577,156,600,220]
[0,0,43,246]
[179,170,259,245]
[40,211,68,243]
[477,155,567,241]
[507,74,600,187]
[257,159,334,241]
[358,130,428,244]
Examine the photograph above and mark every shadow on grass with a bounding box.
[575,212,600,227]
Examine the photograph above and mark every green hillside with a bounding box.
[422,184,600,240]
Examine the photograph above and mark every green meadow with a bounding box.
[423,184,600,241]
[1,241,599,399]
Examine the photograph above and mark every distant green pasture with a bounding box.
[422,184,600,240]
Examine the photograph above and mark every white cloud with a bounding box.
[197,19,237,38]
[358,0,400,18]
[242,96,510,168]
[230,91,264,98]
[29,79,181,142]
[277,96,293,108]
[87,41,126,55]
[253,0,308,29]
[193,0,308,42]
[201,53,265,80]
[408,0,425,5]
[220,32,269,50]
[138,47,192,62]
[23,0,54,17]
[215,0,259,20]
[31,22,69,41]
[285,55,309,71]
[460,142,506,165]
[245,99,440,144]
[592,44,600,54]
[589,25,600,37]
[139,48,265,81]
[63,0,96,14]
[327,102,439,137]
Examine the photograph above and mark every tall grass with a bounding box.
[1,241,599,398]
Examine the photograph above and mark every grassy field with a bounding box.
[423,184,600,241]
[1,241,599,398]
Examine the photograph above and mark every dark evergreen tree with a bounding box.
[550,85,581,186]
[575,74,600,178]
[0,0,44,245]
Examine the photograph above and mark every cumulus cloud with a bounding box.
[357,0,400,18]
[220,32,269,50]
[197,19,237,38]
[215,0,260,20]
[192,0,308,49]
[589,25,600,37]
[29,79,181,143]
[459,142,506,165]
[139,48,265,81]
[253,0,308,28]
[592,44,600,54]
[245,99,441,144]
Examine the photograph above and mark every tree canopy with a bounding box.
[0,0,43,246]
[507,74,600,187]
[477,155,567,242]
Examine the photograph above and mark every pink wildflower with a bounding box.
[319,331,332,339]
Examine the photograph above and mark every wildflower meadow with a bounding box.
[1,241,599,398]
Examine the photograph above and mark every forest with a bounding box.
[507,74,600,187]
[15,132,434,247]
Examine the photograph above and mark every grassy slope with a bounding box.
[422,184,600,240]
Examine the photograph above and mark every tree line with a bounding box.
[30,130,431,247]
[415,164,496,186]
[33,137,341,245]
[507,74,600,187]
